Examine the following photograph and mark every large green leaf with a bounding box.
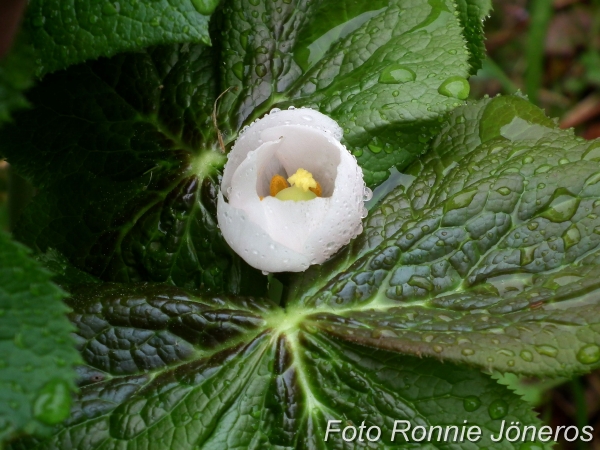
[0,232,80,444]
[24,0,220,75]
[217,0,475,185]
[286,95,600,377]
[2,45,265,295]
[1,0,487,288]
[10,283,546,449]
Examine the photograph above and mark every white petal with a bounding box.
[217,192,311,272]
[222,108,343,192]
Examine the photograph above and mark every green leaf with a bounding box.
[24,0,220,76]
[0,37,36,127]
[1,45,266,295]
[287,95,600,377]
[216,0,475,186]
[11,283,546,449]
[454,0,493,74]
[0,231,80,443]
[2,0,487,287]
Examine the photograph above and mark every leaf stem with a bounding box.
[525,0,553,105]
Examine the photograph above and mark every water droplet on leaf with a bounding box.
[255,64,267,77]
[438,76,470,100]
[576,344,600,364]
[33,379,71,425]
[463,396,481,412]
[520,350,533,362]
[378,64,416,84]
[535,345,558,357]
[191,0,220,15]
[488,399,508,419]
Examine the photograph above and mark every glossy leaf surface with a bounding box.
[288,95,600,376]
[10,283,545,449]
[24,0,219,75]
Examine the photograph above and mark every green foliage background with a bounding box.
[0,0,599,448]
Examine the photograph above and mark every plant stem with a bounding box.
[570,378,588,450]
[525,0,553,105]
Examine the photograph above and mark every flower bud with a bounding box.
[217,107,368,273]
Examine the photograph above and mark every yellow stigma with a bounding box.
[287,168,317,192]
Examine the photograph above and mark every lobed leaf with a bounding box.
[217,0,475,186]
[0,231,80,444]
[288,95,600,377]
[454,0,493,74]
[1,0,489,287]
[10,283,546,449]
[24,0,220,76]
[1,45,265,295]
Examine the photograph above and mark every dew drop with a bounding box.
[520,350,533,362]
[433,345,443,353]
[444,189,477,212]
[408,275,433,291]
[191,0,220,15]
[232,61,244,80]
[363,187,373,202]
[33,379,71,425]
[463,396,481,412]
[563,226,581,249]
[576,344,600,364]
[438,76,470,100]
[461,348,475,356]
[488,399,508,420]
[497,187,511,196]
[368,139,382,154]
[540,195,579,223]
[255,64,268,77]
[378,64,416,84]
[535,345,558,357]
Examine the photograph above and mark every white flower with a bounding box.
[217,107,370,273]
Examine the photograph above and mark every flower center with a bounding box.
[267,168,322,202]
